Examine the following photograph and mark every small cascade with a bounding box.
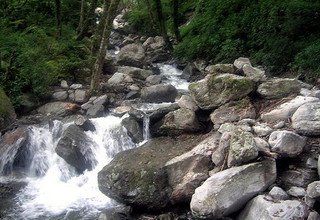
[0,116,136,219]
[142,113,150,141]
[157,64,189,91]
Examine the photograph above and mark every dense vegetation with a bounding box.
[128,0,320,79]
[2,0,320,112]
[0,0,91,109]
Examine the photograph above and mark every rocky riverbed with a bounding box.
[1,19,320,219]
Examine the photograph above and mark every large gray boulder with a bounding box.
[210,98,256,128]
[121,116,143,143]
[268,130,306,157]
[0,88,16,131]
[141,84,177,103]
[118,66,152,80]
[257,78,311,99]
[117,43,145,68]
[237,195,309,220]
[280,168,318,188]
[227,127,258,167]
[189,74,255,110]
[307,181,320,199]
[156,108,201,135]
[56,125,97,173]
[37,102,80,117]
[165,132,221,203]
[292,102,320,135]
[177,95,199,112]
[261,96,318,123]
[98,134,206,210]
[190,159,276,219]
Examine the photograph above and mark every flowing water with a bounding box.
[157,64,189,91]
[0,116,136,219]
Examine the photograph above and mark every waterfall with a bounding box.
[143,113,150,141]
[0,116,136,219]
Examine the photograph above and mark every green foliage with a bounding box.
[129,0,320,78]
[0,0,90,109]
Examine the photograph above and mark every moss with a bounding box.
[188,82,199,92]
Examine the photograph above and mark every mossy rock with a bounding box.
[189,74,255,110]
[98,134,206,210]
[0,88,16,131]
[257,78,311,99]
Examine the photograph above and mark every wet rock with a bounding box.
[165,132,221,203]
[237,195,309,220]
[181,63,203,82]
[74,115,95,132]
[61,80,68,89]
[121,116,143,143]
[234,57,251,69]
[307,181,320,199]
[0,127,29,174]
[308,211,320,220]
[189,74,255,110]
[252,123,273,137]
[98,134,206,210]
[56,125,97,173]
[191,159,276,219]
[257,78,311,99]
[205,64,235,74]
[227,127,258,167]
[287,186,306,197]
[108,72,133,85]
[261,96,318,123]
[141,84,177,103]
[210,98,256,128]
[118,66,152,80]
[37,102,80,117]
[269,186,289,200]
[86,103,105,117]
[70,84,83,89]
[74,89,87,103]
[52,91,68,101]
[280,168,318,188]
[292,102,320,136]
[117,43,145,68]
[98,206,132,220]
[177,95,199,112]
[156,108,201,135]
[146,75,162,85]
[268,130,306,157]
[242,64,266,82]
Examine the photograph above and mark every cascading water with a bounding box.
[157,64,189,91]
[0,116,136,219]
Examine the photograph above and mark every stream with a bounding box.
[0,64,189,219]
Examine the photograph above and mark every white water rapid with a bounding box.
[0,116,136,219]
[157,64,189,91]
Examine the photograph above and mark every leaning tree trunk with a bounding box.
[144,0,157,32]
[171,0,181,42]
[77,0,98,40]
[89,0,121,94]
[55,0,62,38]
[153,0,172,49]
[91,0,111,54]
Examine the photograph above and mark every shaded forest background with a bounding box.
[1,0,320,111]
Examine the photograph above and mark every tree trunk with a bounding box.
[77,0,98,40]
[153,0,172,49]
[55,0,62,38]
[144,0,157,32]
[91,0,111,54]
[172,0,181,42]
[77,0,85,33]
[89,0,121,94]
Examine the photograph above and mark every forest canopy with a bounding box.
[1,0,320,110]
